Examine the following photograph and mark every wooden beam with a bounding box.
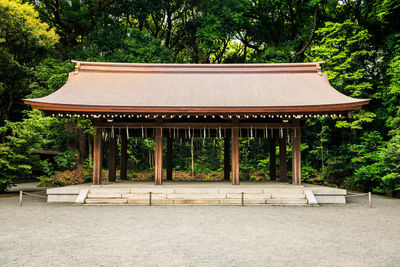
[231,127,239,185]
[120,132,127,180]
[224,137,230,181]
[27,100,369,114]
[279,131,287,182]
[108,132,117,183]
[154,127,163,185]
[101,122,298,129]
[292,127,302,185]
[93,127,102,185]
[166,137,173,180]
[269,137,276,181]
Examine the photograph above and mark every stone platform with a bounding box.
[46,181,346,205]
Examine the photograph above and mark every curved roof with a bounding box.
[24,61,369,114]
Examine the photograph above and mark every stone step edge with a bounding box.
[87,188,306,194]
[85,195,306,200]
[81,203,313,207]
[84,199,308,204]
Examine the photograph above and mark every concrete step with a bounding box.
[271,194,305,199]
[173,199,220,205]
[85,198,127,204]
[89,188,130,194]
[226,193,271,199]
[266,198,307,204]
[122,193,167,199]
[167,194,223,200]
[84,197,308,205]
[174,188,219,194]
[87,193,122,198]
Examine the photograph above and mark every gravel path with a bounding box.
[0,192,399,266]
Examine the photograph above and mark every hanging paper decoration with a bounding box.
[203,126,206,139]
[280,127,283,138]
[250,125,253,138]
[141,126,144,138]
[218,126,221,138]
[126,126,129,139]
[265,126,268,138]
[287,129,290,143]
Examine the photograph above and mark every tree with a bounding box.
[0,0,58,122]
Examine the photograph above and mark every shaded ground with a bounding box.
[0,186,399,266]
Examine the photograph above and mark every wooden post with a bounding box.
[166,137,173,180]
[108,131,117,183]
[292,127,302,185]
[269,136,276,181]
[224,137,230,181]
[93,126,103,185]
[120,132,127,180]
[231,127,240,185]
[369,192,372,208]
[154,127,163,185]
[279,131,287,182]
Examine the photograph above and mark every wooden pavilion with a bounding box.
[24,61,369,186]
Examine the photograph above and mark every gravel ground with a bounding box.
[0,191,399,267]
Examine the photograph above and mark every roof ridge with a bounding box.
[71,61,324,75]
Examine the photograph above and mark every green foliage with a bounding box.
[0,110,68,191]
[310,20,376,130]
[0,0,58,122]
[377,132,400,196]
[55,151,78,171]
[70,29,173,63]
[27,58,74,99]
[0,145,32,191]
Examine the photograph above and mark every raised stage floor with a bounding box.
[46,181,346,206]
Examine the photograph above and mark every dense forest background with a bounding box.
[0,0,399,196]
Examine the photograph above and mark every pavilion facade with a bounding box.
[24,61,369,185]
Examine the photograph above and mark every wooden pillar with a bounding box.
[224,137,230,181]
[120,132,127,180]
[269,136,276,180]
[279,131,287,182]
[292,127,302,185]
[166,137,173,180]
[231,127,239,185]
[154,127,163,185]
[93,126,103,185]
[108,131,117,183]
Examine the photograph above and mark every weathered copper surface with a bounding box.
[24,61,369,114]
